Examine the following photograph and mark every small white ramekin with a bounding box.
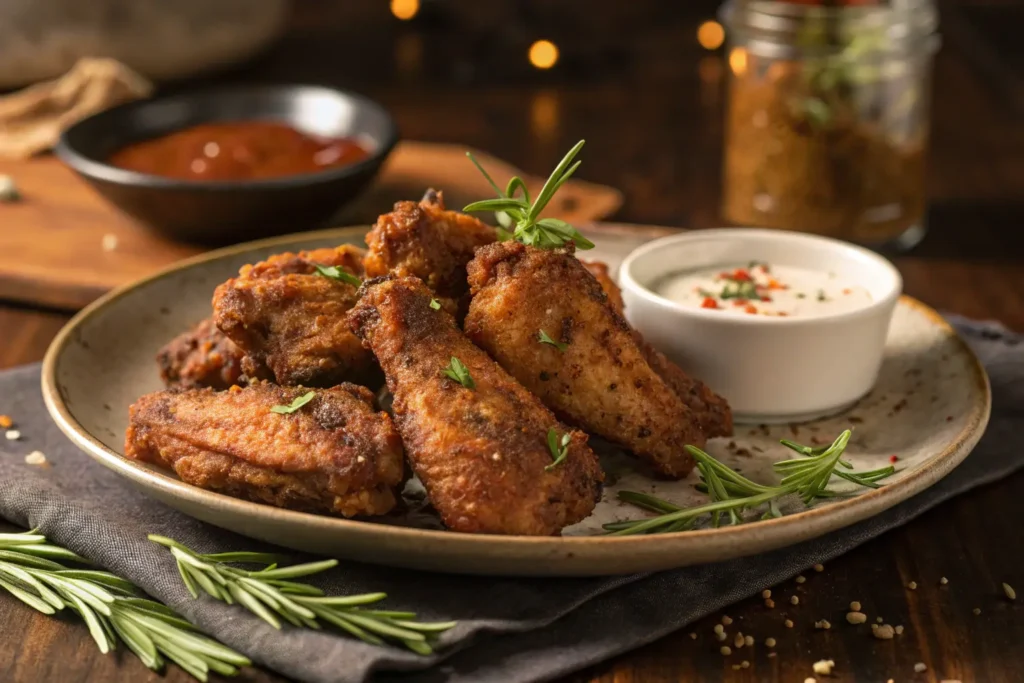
[619,228,902,424]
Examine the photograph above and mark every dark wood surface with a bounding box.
[2,1,1023,682]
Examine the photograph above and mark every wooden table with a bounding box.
[2,1,1023,681]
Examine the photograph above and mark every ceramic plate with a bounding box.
[42,227,991,576]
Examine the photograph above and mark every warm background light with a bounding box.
[697,21,725,50]
[729,46,748,76]
[528,40,560,70]
[390,0,419,21]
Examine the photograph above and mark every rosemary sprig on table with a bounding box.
[150,536,456,655]
[0,530,249,682]
[463,140,595,251]
[604,430,896,536]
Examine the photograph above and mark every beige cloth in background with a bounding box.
[0,57,153,159]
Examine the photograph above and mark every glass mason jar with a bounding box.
[720,0,940,250]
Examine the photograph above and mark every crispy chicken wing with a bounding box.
[213,245,380,388]
[466,242,706,478]
[363,189,497,311]
[125,382,405,516]
[582,260,733,438]
[157,317,246,389]
[348,275,603,535]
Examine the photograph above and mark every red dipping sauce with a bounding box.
[108,121,371,181]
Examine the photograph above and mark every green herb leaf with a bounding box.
[429,298,442,311]
[270,391,316,415]
[150,535,455,654]
[464,141,594,251]
[314,264,361,287]
[545,429,572,471]
[442,357,474,389]
[604,429,895,535]
[0,529,249,682]
[537,330,568,352]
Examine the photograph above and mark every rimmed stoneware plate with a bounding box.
[42,226,991,576]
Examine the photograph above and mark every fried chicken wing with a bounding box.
[348,275,603,535]
[157,317,246,389]
[466,242,706,478]
[582,260,733,438]
[363,189,497,311]
[125,383,405,517]
[213,245,380,388]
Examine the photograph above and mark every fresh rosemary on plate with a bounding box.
[463,140,595,251]
[150,536,455,654]
[604,430,896,536]
[0,530,249,682]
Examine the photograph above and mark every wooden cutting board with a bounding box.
[0,141,623,310]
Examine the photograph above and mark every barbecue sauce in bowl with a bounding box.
[109,121,371,181]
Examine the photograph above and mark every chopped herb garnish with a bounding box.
[270,391,316,414]
[429,298,442,310]
[314,264,361,287]
[442,357,475,389]
[718,281,759,301]
[796,292,807,299]
[538,330,568,352]
[545,429,572,471]
[817,289,828,302]
[463,141,594,251]
[697,288,717,298]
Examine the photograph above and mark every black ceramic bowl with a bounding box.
[56,84,398,245]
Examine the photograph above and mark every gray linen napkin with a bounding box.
[0,316,1021,683]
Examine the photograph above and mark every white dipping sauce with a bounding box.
[657,263,872,317]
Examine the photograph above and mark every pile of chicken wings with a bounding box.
[128,190,732,536]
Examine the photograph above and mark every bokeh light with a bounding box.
[528,40,560,70]
[391,0,419,21]
[697,21,725,50]
[729,47,748,76]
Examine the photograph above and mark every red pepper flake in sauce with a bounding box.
[744,304,758,315]
[733,299,748,307]
[843,288,852,295]
[731,269,753,282]
[701,297,719,309]
[761,295,773,302]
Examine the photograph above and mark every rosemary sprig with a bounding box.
[604,430,895,536]
[150,536,456,655]
[0,530,249,682]
[270,390,316,414]
[463,141,595,251]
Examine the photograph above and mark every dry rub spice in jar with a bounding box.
[720,0,940,250]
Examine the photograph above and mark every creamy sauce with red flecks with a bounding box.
[657,263,872,317]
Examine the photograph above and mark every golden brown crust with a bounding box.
[582,260,733,438]
[125,383,405,517]
[363,189,497,304]
[466,242,705,479]
[157,318,246,390]
[348,275,603,535]
[212,245,381,388]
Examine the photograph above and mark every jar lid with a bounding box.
[720,0,939,59]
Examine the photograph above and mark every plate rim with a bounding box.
[40,226,993,572]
